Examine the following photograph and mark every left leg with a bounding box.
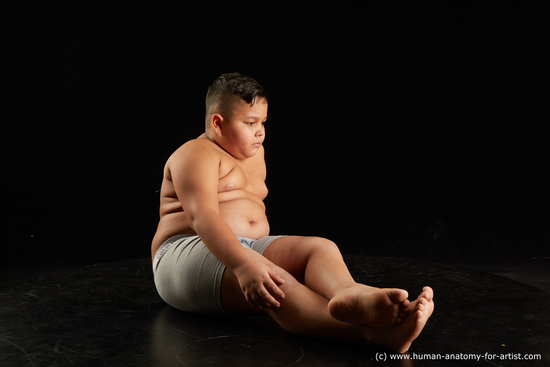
[221,248,435,353]
[262,236,411,327]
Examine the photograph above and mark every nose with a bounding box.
[256,124,265,137]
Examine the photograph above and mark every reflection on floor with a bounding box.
[1,256,548,366]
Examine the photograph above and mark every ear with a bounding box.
[210,113,224,135]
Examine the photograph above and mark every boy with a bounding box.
[151,72,434,353]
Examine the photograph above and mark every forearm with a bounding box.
[187,209,285,309]
[187,209,250,271]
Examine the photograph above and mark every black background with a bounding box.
[4,3,549,271]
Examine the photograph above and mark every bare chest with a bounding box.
[218,158,267,199]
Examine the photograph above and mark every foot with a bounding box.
[368,287,435,353]
[395,286,434,324]
[327,285,409,327]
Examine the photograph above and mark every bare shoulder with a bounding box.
[166,137,220,171]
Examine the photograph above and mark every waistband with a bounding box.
[152,235,259,273]
[153,235,195,272]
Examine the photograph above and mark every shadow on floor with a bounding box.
[0,256,549,366]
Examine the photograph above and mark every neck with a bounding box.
[200,132,242,160]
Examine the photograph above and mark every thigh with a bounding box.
[262,236,341,282]
[220,237,342,314]
[154,235,226,314]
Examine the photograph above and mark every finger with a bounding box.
[258,287,281,308]
[252,297,268,309]
[245,292,263,310]
[266,280,285,300]
[269,270,285,286]
[246,286,273,309]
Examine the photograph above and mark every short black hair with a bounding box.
[205,72,269,117]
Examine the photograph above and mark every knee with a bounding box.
[305,236,342,257]
[274,265,302,290]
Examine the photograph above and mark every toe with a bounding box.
[422,286,434,300]
[388,289,409,303]
[417,302,425,312]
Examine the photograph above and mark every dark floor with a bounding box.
[1,256,549,366]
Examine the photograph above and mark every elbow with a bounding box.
[184,207,217,233]
[184,211,198,231]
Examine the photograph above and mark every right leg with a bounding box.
[220,249,434,353]
[263,236,412,327]
[221,250,364,339]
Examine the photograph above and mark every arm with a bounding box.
[169,141,284,309]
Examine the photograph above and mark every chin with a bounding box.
[243,152,257,159]
[241,148,259,158]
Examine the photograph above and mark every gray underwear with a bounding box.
[153,234,284,314]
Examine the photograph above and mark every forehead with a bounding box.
[229,96,268,118]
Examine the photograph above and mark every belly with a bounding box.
[218,198,270,239]
[152,197,270,258]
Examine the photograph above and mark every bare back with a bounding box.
[151,134,269,258]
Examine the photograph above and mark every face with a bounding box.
[211,96,268,159]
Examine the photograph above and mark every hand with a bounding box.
[233,260,286,310]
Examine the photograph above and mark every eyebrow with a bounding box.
[245,114,268,121]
